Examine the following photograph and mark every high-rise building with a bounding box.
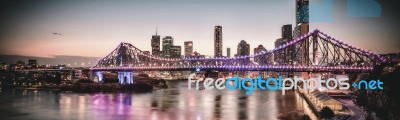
[254,45,266,54]
[162,36,174,57]
[294,0,309,38]
[254,45,266,63]
[139,51,151,62]
[190,51,206,58]
[280,24,295,65]
[295,0,309,36]
[293,23,309,38]
[237,40,250,57]
[170,46,181,58]
[227,48,231,58]
[295,0,310,66]
[275,38,286,48]
[274,38,287,64]
[282,24,292,39]
[293,23,310,65]
[214,26,223,57]
[274,24,294,65]
[296,0,309,25]
[151,29,161,56]
[273,24,297,65]
[184,41,193,56]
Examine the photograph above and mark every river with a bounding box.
[0,80,317,120]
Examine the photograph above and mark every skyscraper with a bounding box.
[282,24,292,39]
[295,0,310,66]
[275,38,286,48]
[237,40,250,57]
[162,36,174,57]
[151,29,161,56]
[293,24,309,38]
[227,48,231,58]
[294,0,309,36]
[294,0,309,37]
[254,45,266,54]
[274,38,286,64]
[296,0,309,25]
[184,41,193,56]
[214,26,223,57]
[274,24,295,65]
[170,46,181,58]
[254,45,266,63]
[293,23,310,65]
[237,40,250,64]
[282,24,294,65]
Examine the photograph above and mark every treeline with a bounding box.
[355,63,400,120]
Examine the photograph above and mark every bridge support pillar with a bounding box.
[118,72,133,84]
[90,71,104,83]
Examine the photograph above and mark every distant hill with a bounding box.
[0,55,101,67]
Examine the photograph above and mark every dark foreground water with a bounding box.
[0,81,317,120]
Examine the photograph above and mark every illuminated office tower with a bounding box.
[151,29,161,56]
[214,26,223,57]
[184,41,193,56]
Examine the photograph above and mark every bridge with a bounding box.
[89,29,386,83]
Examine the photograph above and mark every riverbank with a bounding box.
[296,88,352,119]
[296,89,320,117]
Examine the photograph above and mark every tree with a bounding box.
[301,114,311,120]
[365,111,374,120]
[319,106,335,119]
[355,88,368,106]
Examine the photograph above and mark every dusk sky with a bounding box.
[1,0,399,59]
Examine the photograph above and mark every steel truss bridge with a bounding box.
[91,29,385,73]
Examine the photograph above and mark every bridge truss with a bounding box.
[92,29,386,72]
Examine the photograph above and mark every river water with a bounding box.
[0,80,317,120]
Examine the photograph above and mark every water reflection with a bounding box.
[0,81,317,120]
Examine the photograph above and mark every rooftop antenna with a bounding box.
[156,26,158,35]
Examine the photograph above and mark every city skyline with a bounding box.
[0,1,399,120]
[1,0,399,60]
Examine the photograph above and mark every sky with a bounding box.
[0,0,399,59]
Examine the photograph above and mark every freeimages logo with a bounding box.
[188,73,383,95]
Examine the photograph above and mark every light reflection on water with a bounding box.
[0,81,317,120]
